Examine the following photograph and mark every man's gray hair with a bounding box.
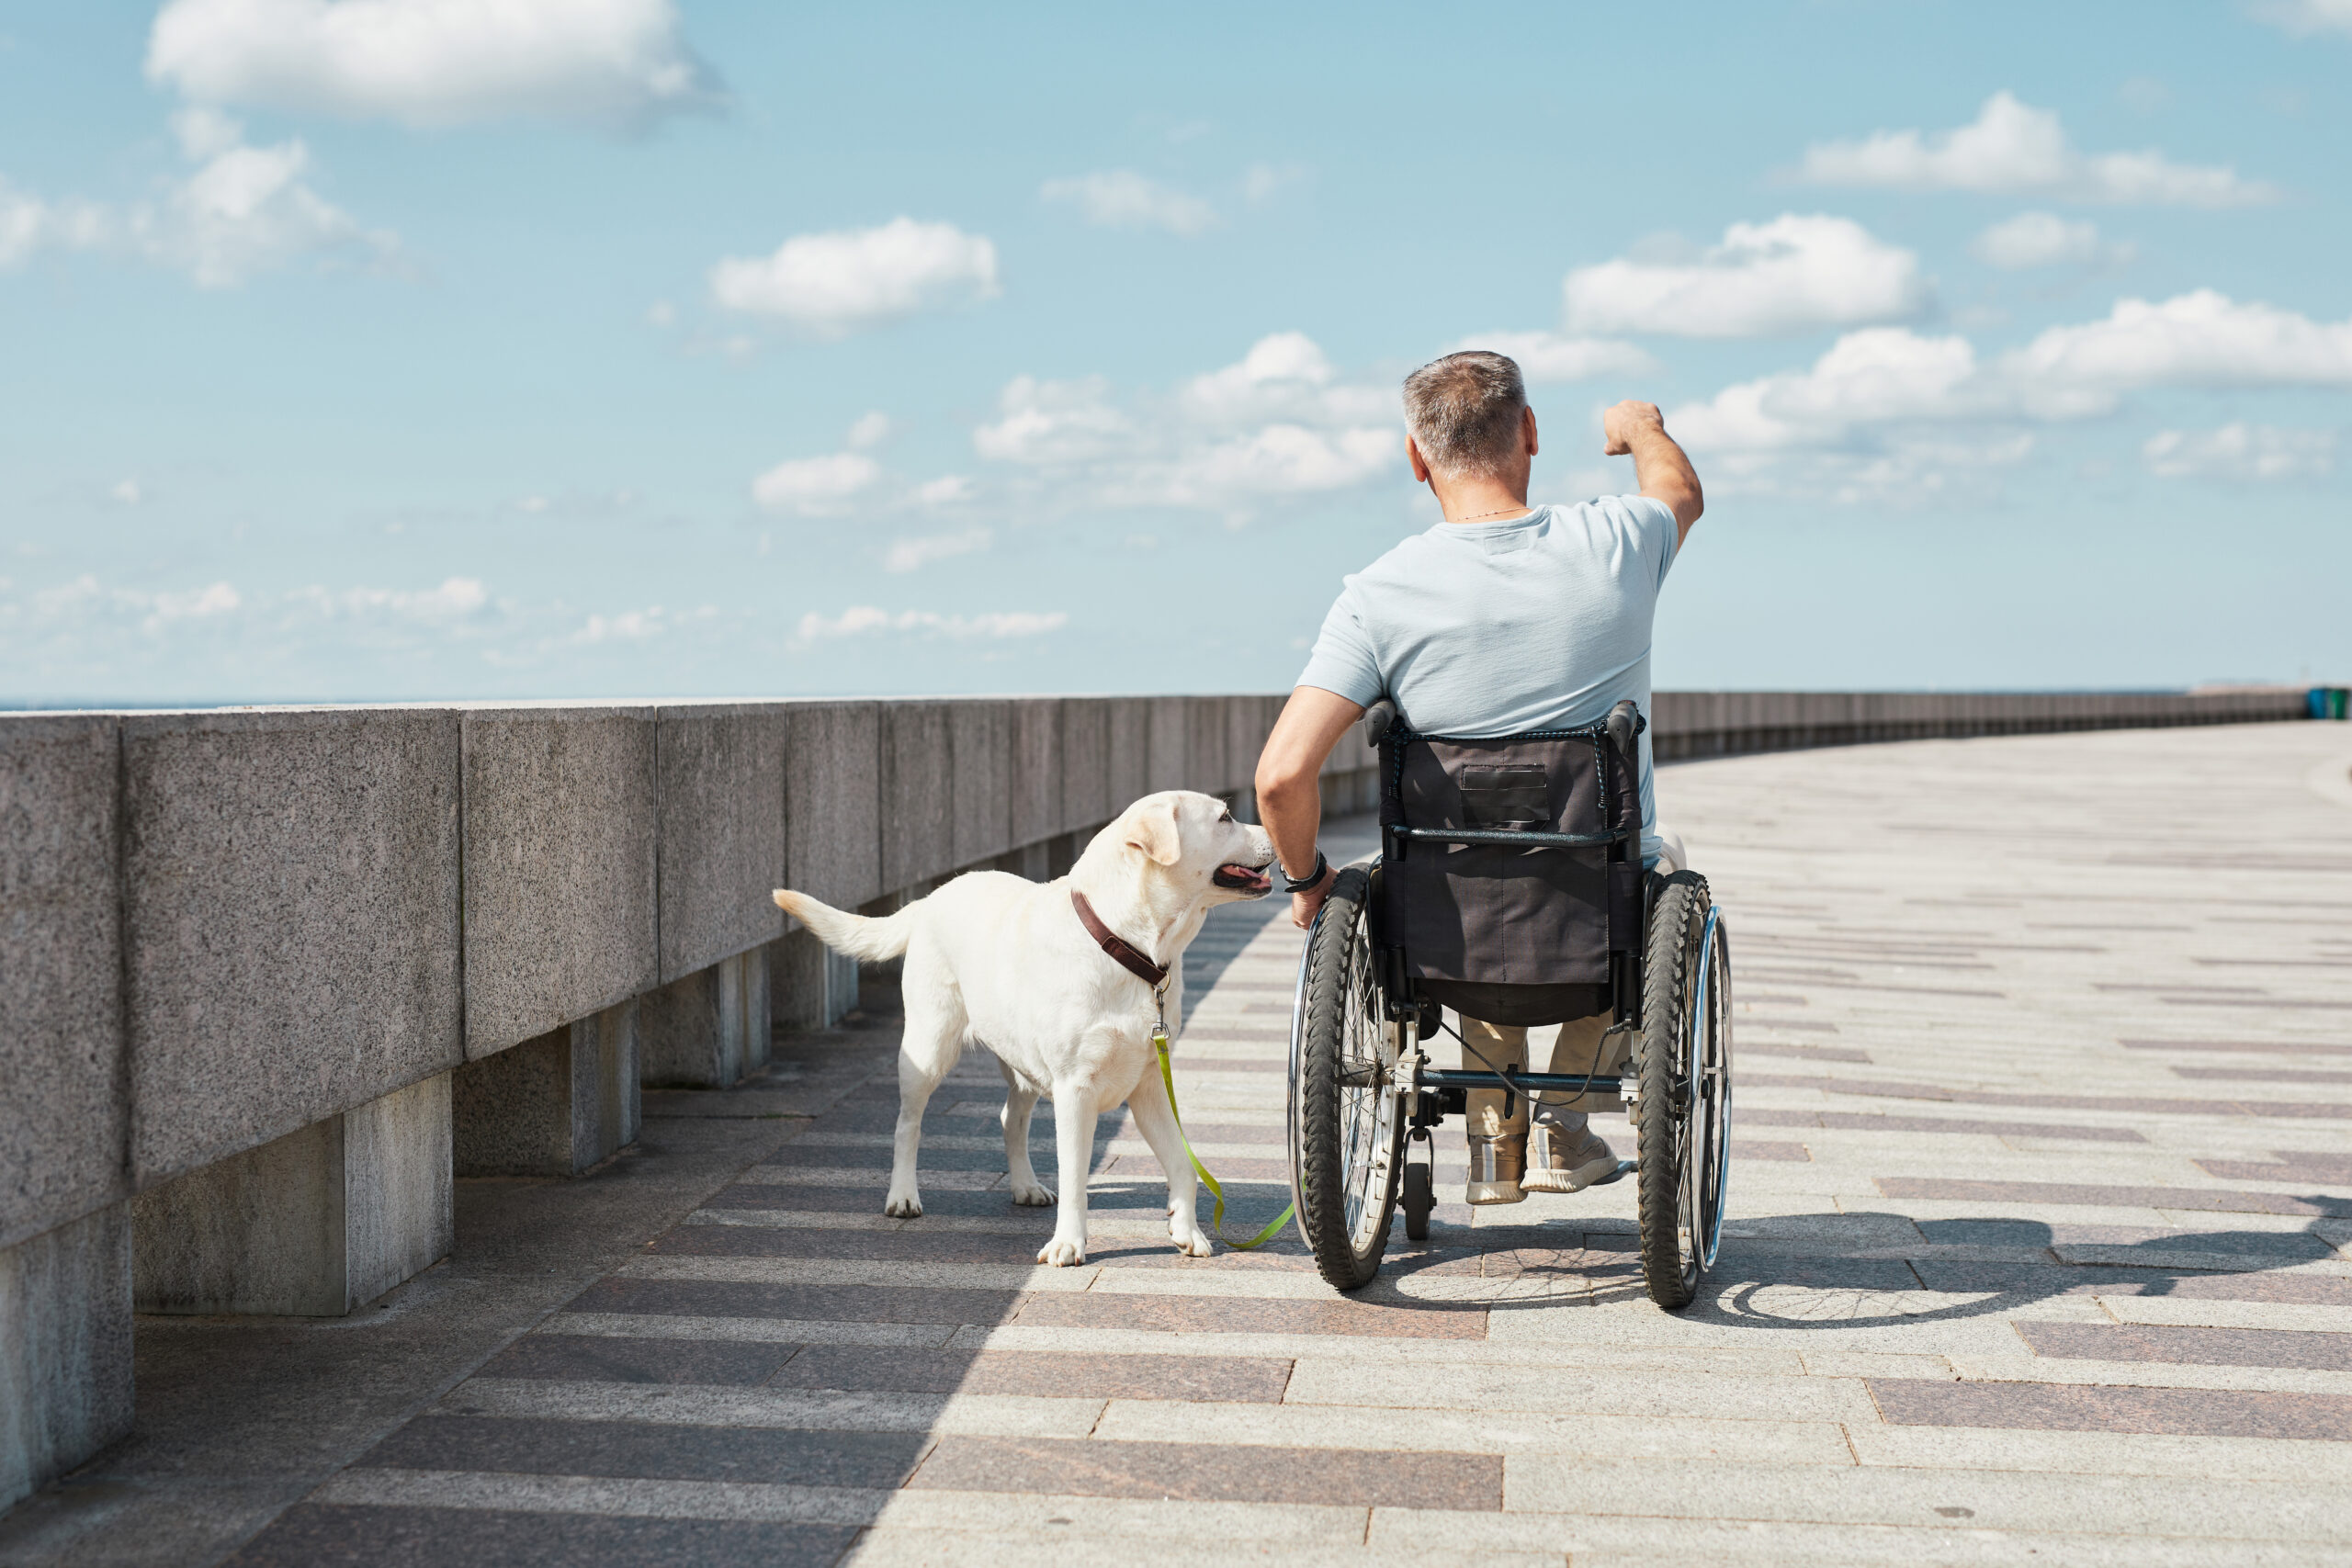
[1401,351,1527,479]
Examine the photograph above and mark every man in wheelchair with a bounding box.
[1254,349,1703,1211]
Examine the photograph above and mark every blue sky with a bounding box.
[2,0,2347,704]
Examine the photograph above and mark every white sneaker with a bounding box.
[1521,1123,1618,1193]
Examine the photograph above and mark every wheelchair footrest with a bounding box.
[1589,1159,1636,1188]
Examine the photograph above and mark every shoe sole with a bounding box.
[1521,1155,1625,1194]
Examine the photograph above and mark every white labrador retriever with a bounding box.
[774,790,1275,1266]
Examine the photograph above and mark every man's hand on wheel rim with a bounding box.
[1290,863,1340,930]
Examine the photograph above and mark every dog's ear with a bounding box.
[1124,797,1184,866]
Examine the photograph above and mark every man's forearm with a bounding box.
[1602,400,1703,538]
[1253,684,1363,925]
[1260,773,1323,885]
[1628,423,1702,534]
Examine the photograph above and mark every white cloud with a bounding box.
[576,607,664,643]
[0,178,107,268]
[4,110,396,287]
[751,451,881,514]
[914,474,974,506]
[1669,328,1995,454]
[333,576,487,619]
[1139,425,1396,507]
[845,411,892,449]
[147,109,399,288]
[1677,291,2352,462]
[1177,331,1389,427]
[2252,0,2352,36]
[710,218,998,337]
[110,479,143,506]
[2143,423,2336,481]
[795,605,1066,643]
[884,526,992,572]
[1561,215,1929,338]
[141,581,242,632]
[2006,290,2352,399]
[1972,211,2132,271]
[1447,332,1657,383]
[1799,91,2278,207]
[973,333,1402,517]
[145,0,715,129]
[972,376,1135,465]
[1041,170,1217,236]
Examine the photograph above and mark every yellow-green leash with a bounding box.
[1153,1020,1294,1251]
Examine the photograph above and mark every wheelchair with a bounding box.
[1284,698,1733,1310]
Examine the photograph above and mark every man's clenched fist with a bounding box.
[1602,400,1666,457]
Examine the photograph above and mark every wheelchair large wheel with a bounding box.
[1289,864,1408,1291]
[1635,870,1734,1310]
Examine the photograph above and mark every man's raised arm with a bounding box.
[1603,400,1702,546]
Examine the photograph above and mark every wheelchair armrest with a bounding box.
[1363,698,1397,747]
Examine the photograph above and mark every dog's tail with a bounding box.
[773,889,916,962]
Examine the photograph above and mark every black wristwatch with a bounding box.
[1282,851,1329,895]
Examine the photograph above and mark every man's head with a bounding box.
[1401,351,1536,496]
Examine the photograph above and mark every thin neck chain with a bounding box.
[1448,502,1532,523]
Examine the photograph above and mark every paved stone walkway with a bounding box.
[30,722,2352,1565]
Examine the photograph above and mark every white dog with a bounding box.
[774,790,1276,1266]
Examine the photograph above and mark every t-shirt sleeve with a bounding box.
[1619,494,1679,592]
[1295,586,1385,706]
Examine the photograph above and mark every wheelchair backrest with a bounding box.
[1376,714,1644,994]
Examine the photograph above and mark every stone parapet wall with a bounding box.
[0,684,2316,1258]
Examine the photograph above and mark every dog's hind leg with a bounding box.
[1036,1074,1102,1267]
[1125,1059,1213,1258]
[885,959,964,1220]
[997,1058,1054,1207]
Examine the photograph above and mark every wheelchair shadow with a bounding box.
[1360,1210,2347,1330]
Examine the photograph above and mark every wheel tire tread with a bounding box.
[1296,867,1394,1291]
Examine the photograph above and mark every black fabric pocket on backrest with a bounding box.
[1459,764,1549,829]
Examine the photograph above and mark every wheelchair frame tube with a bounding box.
[1419,1067,1622,1095]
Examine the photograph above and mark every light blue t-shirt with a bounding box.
[1296,496,1679,856]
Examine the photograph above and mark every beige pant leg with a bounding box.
[1532,1013,1619,1134]
[1458,1016,1529,1202]
[1458,1016,1528,1138]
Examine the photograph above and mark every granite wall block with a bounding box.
[460,706,656,1059]
[1011,700,1061,850]
[131,1072,452,1317]
[1146,696,1188,795]
[0,1205,132,1511]
[783,702,881,911]
[1107,698,1149,812]
[948,700,1012,870]
[656,704,786,984]
[122,707,462,1185]
[880,702,955,891]
[451,1000,638,1178]
[1058,699,1110,837]
[0,716,126,1252]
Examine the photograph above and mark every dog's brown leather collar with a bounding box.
[1069,888,1169,989]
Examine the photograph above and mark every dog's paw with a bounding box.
[1035,1236,1088,1267]
[1010,1181,1057,1207]
[1170,1226,1215,1258]
[883,1192,923,1219]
